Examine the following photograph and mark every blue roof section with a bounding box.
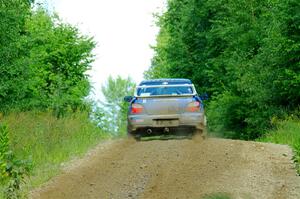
[139,78,192,86]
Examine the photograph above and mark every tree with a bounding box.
[0,0,33,112]
[146,0,300,139]
[97,76,135,135]
[0,5,96,114]
[24,9,96,116]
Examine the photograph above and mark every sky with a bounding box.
[42,0,166,100]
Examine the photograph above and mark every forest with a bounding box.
[145,0,300,139]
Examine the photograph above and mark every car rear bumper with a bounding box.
[128,113,205,132]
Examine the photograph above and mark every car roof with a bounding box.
[139,78,192,86]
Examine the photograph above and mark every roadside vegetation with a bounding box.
[146,0,300,171]
[259,118,300,174]
[0,111,109,198]
[0,0,110,198]
[0,1,135,197]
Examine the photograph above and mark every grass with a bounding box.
[202,193,232,199]
[259,119,300,174]
[0,111,110,198]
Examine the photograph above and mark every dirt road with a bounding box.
[30,137,300,199]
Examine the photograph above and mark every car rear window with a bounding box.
[137,86,193,96]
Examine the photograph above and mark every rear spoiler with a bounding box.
[134,84,198,98]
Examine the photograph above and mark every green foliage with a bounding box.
[206,92,247,139]
[1,111,109,195]
[259,118,300,174]
[146,0,300,139]
[0,1,105,197]
[24,9,96,114]
[0,0,33,113]
[0,4,96,114]
[96,76,136,135]
[0,123,32,199]
[0,124,9,181]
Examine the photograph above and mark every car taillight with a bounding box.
[131,103,144,114]
[187,101,200,112]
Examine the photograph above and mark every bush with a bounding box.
[0,124,32,199]
[206,90,286,140]
[207,92,247,139]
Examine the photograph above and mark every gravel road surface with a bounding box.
[30,137,300,199]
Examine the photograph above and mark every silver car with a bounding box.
[124,79,207,140]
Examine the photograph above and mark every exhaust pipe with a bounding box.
[146,129,152,134]
[164,127,170,133]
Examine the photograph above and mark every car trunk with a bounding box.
[141,96,194,115]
